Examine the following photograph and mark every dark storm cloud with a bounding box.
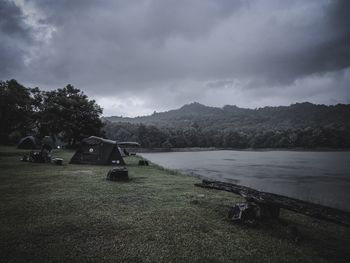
[1,0,349,116]
[322,0,350,72]
[0,0,34,76]
[287,0,350,81]
[20,0,245,86]
[203,0,350,85]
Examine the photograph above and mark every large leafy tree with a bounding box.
[0,79,36,144]
[38,84,104,147]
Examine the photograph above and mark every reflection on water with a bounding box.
[140,150,350,212]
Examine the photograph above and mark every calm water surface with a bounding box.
[140,151,350,211]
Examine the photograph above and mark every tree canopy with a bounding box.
[0,80,35,144]
[37,84,104,146]
[0,80,104,147]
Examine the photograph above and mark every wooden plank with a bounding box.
[195,180,350,227]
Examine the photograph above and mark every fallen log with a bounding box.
[195,179,350,227]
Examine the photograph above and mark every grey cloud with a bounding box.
[0,0,27,35]
[21,0,350,86]
[140,0,244,41]
[0,0,34,76]
[285,0,350,81]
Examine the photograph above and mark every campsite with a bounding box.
[1,1,350,261]
[1,80,350,263]
[1,146,350,262]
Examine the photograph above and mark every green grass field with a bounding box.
[1,147,350,262]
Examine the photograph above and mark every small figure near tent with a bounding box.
[20,142,64,164]
[41,136,56,150]
[40,143,52,162]
[21,144,52,163]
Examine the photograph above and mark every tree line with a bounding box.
[104,122,350,149]
[104,102,350,149]
[0,79,104,147]
[2,79,349,149]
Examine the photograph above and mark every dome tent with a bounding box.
[17,136,41,149]
[70,136,125,165]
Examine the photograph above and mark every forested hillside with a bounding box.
[104,102,350,148]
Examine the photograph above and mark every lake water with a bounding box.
[140,150,350,212]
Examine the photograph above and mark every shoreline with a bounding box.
[141,157,350,214]
[136,147,350,153]
[139,151,350,213]
[196,179,350,227]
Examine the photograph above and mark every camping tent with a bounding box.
[17,136,41,149]
[70,136,125,165]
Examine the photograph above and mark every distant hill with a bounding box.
[103,102,350,148]
[104,102,350,129]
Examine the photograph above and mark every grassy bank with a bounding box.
[0,147,349,262]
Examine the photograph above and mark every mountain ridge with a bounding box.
[103,102,350,128]
[103,102,350,148]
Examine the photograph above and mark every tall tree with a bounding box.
[0,79,35,144]
[38,84,104,147]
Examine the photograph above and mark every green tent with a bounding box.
[17,136,40,149]
[70,136,125,165]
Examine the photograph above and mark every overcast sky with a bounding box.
[1,0,349,116]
